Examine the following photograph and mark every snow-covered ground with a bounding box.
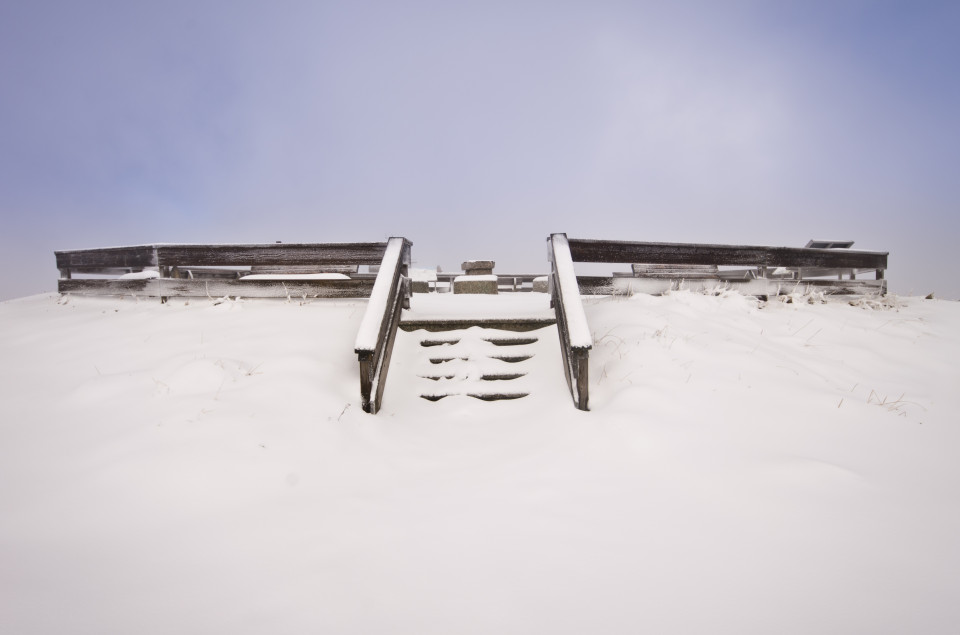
[1,291,958,634]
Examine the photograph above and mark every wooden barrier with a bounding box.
[354,238,412,413]
[55,242,389,300]
[569,239,887,297]
[57,239,413,415]
[548,234,890,410]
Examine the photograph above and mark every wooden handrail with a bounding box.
[354,237,412,414]
[548,233,592,410]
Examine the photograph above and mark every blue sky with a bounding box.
[1,0,957,299]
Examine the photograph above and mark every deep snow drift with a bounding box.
[1,291,958,634]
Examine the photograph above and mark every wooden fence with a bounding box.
[56,239,413,414]
[548,234,889,410]
[570,239,887,296]
[55,242,392,300]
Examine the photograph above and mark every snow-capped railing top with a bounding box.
[353,237,412,414]
[354,237,410,354]
[549,234,592,350]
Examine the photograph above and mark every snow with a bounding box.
[453,274,497,282]
[118,269,159,280]
[403,292,553,320]
[1,290,959,634]
[408,268,438,282]
[240,272,350,281]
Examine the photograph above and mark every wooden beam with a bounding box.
[567,239,888,270]
[156,243,387,267]
[58,278,375,298]
[575,276,886,296]
[55,246,157,270]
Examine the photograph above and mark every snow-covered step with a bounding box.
[400,317,555,332]
[421,391,529,402]
[483,336,538,346]
[405,326,542,402]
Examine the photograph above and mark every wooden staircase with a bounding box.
[395,295,557,403]
[411,327,548,402]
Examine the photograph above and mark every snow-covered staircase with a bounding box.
[388,294,563,405]
[414,328,543,402]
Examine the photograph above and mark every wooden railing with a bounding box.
[547,234,592,411]
[55,242,391,300]
[570,239,888,296]
[56,239,413,415]
[548,235,890,411]
[354,238,412,414]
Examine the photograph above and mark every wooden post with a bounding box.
[574,349,589,411]
[358,353,374,413]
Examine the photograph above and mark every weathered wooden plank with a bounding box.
[369,276,406,413]
[58,279,159,295]
[178,268,247,280]
[399,318,555,332]
[161,279,375,298]
[250,264,359,274]
[56,246,157,270]
[567,239,888,270]
[576,276,886,296]
[632,263,720,273]
[632,262,722,279]
[157,243,387,267]
[58,267,151,277]
[59,278,375,298]
[574,348,589,410]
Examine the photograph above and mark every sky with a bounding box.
[1,0,958,300]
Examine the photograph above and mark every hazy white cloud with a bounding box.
[1,0,958,298]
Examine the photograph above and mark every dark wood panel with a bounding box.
[160,279,376,298]
[59,278,375,298]
[58,279,157,295]
[250,264,359,274]
[399,318,556,332]
[575,276,886,296]
[567,239,888,269]
[56,246,157,269]
[156,243,387,267]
